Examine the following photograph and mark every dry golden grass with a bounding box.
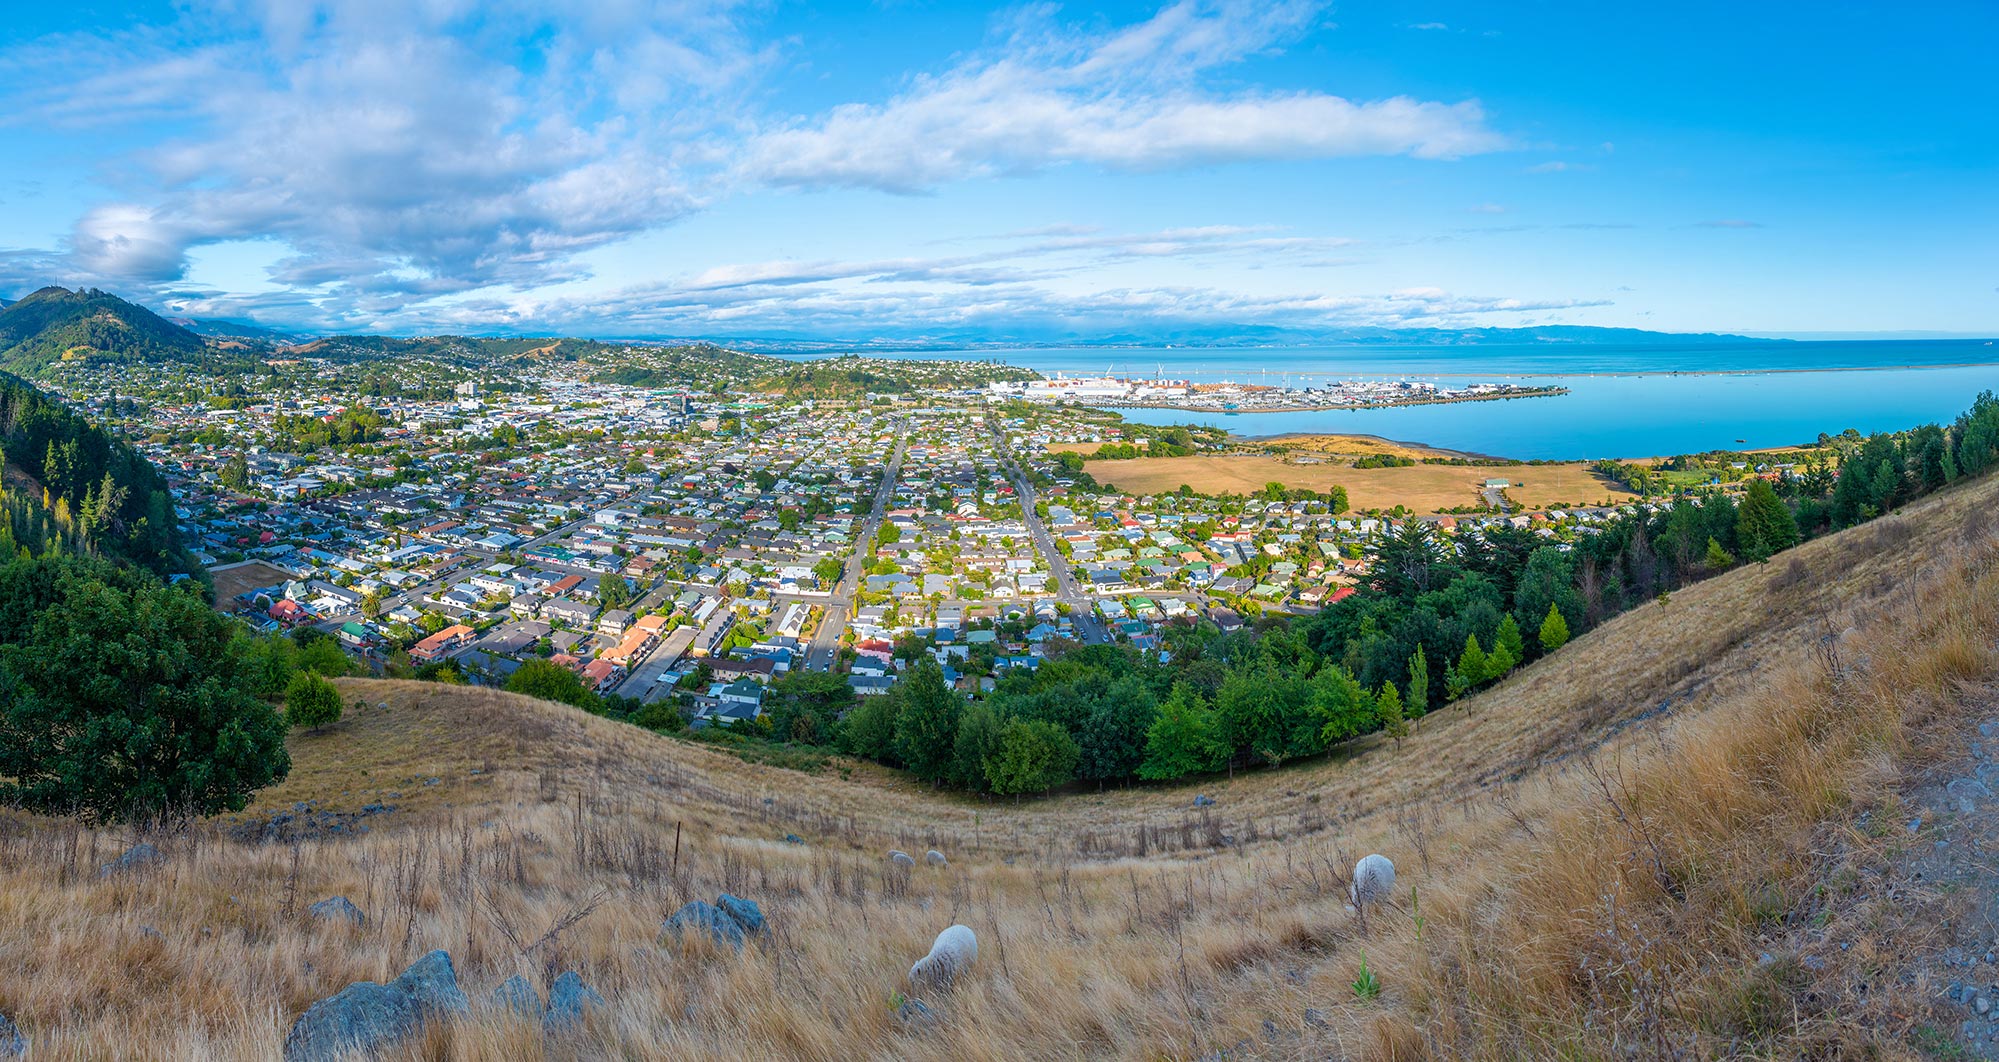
[1,478,1996,1058]
[1258,435,1449,460]
[1085,454,1635,513]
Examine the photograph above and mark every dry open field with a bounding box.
[1,477,1997,1057]
[1084,454,1634,512]
[207,560,294,603]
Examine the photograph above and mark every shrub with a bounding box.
[285,671,344,731]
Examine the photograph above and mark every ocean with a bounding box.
[812,340,1999,460]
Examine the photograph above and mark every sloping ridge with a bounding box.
[4,471,1999,1057]
[0,286,206,374]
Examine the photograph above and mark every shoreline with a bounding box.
[1046,359,1999,383]
[1094,386,1567,416]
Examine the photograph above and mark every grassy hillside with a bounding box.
[3,473,1999,1057]
[0,287,218,376]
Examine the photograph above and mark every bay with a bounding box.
[817,341,1999,460]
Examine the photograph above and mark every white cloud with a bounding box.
[739,0,1506,192]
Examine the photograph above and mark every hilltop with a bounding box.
[0,286,223,376]
[1,461,1996,1057]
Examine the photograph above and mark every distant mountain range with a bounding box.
[0,285,1823,378]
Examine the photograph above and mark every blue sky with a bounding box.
[0,1,1993,340]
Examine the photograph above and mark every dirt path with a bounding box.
[1895,709,1999,1056]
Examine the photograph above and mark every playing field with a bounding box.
[1084,455,1635,513]
[208,560,294,604]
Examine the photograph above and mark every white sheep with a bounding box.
[924,849,947,867]
[1350,853,1396,907]
[909,925,978,988]
[888,850,916,868]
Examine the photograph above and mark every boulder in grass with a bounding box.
[544,972,606,1031]
[662,900,746,952]
[0,1012,23,1058]
[308,897,366,928]
[282,950,469,1062]
[717,894,765,936]
[490,975,541,1020]
[1193,794,1215,808]
[100,843,163,878]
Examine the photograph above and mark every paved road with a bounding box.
[989,430,1108,645]
[805,420,908,670]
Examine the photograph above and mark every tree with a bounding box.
[1493,613,1525,668]
[1452,634,1487,700]
[1703,537,1735,571]
[1075,676,1157,785]
[839,693,901,763]
[1314,663,1376,746]
[1735,479,1800,561]
[285,671,344,731]
[597,574,634,611]
[1138,684,1226,781]
[360,589,384,619]
[893,660,960,785]
[1537,603,1571,653]
[296,633,352,677]
[985,718,1078,796]
[951,701,1006,792]
[1377,682,1408,749]
[1405,645,1430,717]
[507,657,595,709]
[219,454,251,492]
[812,557,844,586]
[765,668,853,745]
[0,572,291,827]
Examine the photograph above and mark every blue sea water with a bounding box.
[831,340,1999,460]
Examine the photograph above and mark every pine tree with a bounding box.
[1736,478,1801,561]
[1537,603,1571,652]
[1405,645,1429,716]
[1494,614,1525,667]
[1703,536,1735,569]
[1377,682,1408,749]
[1453,633,1487,699]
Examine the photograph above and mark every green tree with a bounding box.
[285,671,344,731]
[1735,479,1800,561]
[507,657,595,709]
[985,718,1079,796]
[764,668,853,744]
[1452,634,1487,700]
[839,692,901,763]
[951,701,1005,792]
[1537,603,1571,653]
[1314,663,1377,746]
[1405,645,1430,716]
[1377,682,1408,749]
[0,574,291,827]
[1493,613,1525,667]
[1075,676,1157,785]
[812,557,844,585]
[1702,537,1735,570]
[1138,684,1226,780]
[219,454,251,492]
[892,660,960,785]
[296,633,352,677]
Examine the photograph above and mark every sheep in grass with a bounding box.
[909,925,978,989]
[1350,853,1396,928]
[888,850,916,868]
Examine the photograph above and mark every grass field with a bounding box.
[207,560,293,603]
[1,477,1996,1056]
[1084,453,1635,512]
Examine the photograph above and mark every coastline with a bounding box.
[1092,386,1567,416]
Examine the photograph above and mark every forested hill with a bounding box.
[0,373,195,582]
[0,286,224,376]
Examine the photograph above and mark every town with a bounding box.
[39,337,1816,737]
[986,373,1566,412]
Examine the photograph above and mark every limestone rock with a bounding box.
[662,900,746,952]
[717,893,765,936]
[490,975,541,1019]
[99,843,162,878]
[544,971,606,1031]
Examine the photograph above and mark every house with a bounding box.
[599,608,635,636]
[581,657,623,692]
[411,623,477,662]
[337,621,373,647]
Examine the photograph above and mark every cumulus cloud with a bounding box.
[739,0,1506,192]
[0,2,754,302]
